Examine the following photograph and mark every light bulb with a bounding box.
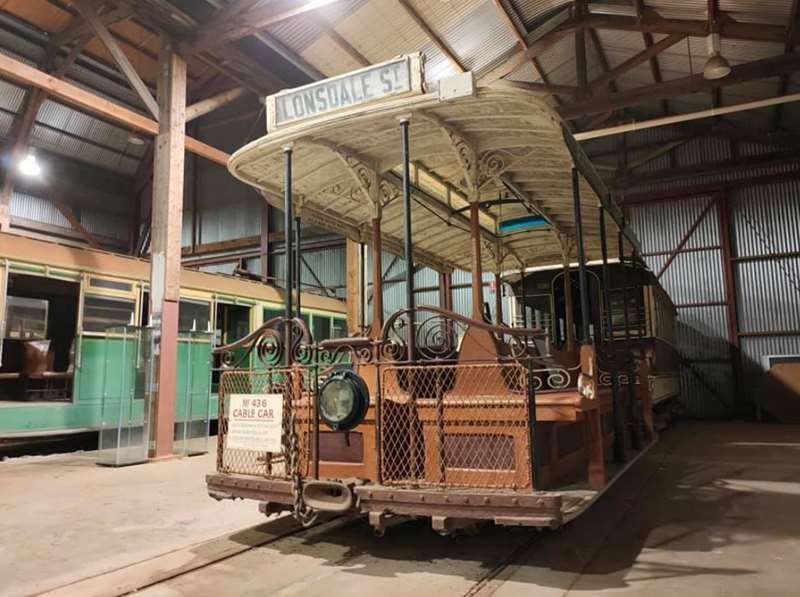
[18,151,41,177]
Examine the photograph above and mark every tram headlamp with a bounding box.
[318,370,369,431]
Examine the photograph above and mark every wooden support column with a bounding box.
[470,201,484,320]
[260,202,270,281]
[346,237,362,334]
[370,215,384,336]
[149,41,186,460]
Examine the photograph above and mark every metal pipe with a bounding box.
[526,361,540,490]
[572,168,591,345]
[400,117,415,360]
[519,269,528,328]
[599,206,626,463]
[294,216,301,320]
[283,145,293,366]
[574,91,800,141]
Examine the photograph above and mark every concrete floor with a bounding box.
[3,422,799,597]
[0,450,263,597]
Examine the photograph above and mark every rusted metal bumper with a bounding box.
[207,473,563,529]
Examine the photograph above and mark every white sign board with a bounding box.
[267,53,425,130]
[225,394,283,453]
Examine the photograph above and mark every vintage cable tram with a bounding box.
[207,54,679,532]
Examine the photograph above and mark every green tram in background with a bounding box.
[0,232,346,441]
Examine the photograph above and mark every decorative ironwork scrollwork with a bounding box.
[214,316,312,369]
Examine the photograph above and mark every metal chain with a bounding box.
[288,406,317,527]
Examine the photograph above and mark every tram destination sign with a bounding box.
[267,53,425,130]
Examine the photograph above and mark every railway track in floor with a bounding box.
[35,442,671,597]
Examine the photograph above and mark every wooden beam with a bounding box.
[149,40,186,459]
[0,51,230,166]
[51,199,101,249]
[192,0,346,51]
[398,0,464,72]
[478,17,577,83]
[489,0,567,105]
[74,0,159,119]
[559,52,800,119]
[185,87,247,122]
[584,13,797,45]
[311,16,370,67]
[773,0,800,129]
[588,29,617,94]
[52,4,133,47]
[587,33,685,93]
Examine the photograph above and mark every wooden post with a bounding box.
[345,237,362,334]
[470,201,484,320]
[260,202,270,281]
[438,270,452,311]
[370,215,384,336]
[149,40,186,459]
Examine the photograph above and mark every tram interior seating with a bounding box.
[1,274,79,401]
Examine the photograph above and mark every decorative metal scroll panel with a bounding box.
[380,363,533,490]
[217,368,316,478]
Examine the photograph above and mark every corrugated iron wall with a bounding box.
[622,128,800,418]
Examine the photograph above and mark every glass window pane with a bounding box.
[5,296,48,339]
[331,317,347,338]
[83,295,135,333]
[313,315,331,341]
[179,300,210,332]
[89,277,133,292]
[264,307,282,322]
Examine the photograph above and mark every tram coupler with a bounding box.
[302,479,359,513]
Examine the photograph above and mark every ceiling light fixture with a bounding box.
[18,150,41,177]
[703,33,731,80]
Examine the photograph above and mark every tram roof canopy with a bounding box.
[229,81,640,274]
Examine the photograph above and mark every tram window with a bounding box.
[216,303,250,344]
[5,296,48,339]
[331,317,347,338]
[179,300,210,332]
[82,295,135,333]
[1,274,79,402]
[264,307,282,322]
[89,277,133,292]
[313,315,331,341]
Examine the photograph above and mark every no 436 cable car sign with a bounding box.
[266,53,425,131]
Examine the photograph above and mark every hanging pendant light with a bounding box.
[703,32,731,80]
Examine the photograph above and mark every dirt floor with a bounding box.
[2,421,799,597]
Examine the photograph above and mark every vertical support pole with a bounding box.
[494,273,503,325]
[149,40,186,459]
[519,269,528,328]
[283,144,293,365]
[400,116,415,360]
[469,202,484,320]
[526,360,540,490]
[562,259,576,351]
[618,227,640,449]
[260,203,270,282]
[600,206,627,462]
[572,168,591,345]
[294,216,301,320]
[370,215,384,336]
